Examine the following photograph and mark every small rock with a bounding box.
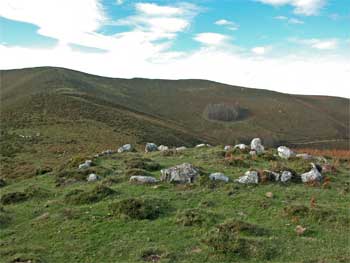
[158,145,169,151]
[209,172,229,182]
[249,150,257,156]
[87,173,99,182]
[176,146,187,151]
[280,171,293,183]
[250,138,265,154]
[78,160,92,169]
[224,145,233,151]
[295,225,306,236]
[129,176,158,184]
[234,144,248,150]
[145,143,158,152]
[277,146,296,159]
[195,143,211,148]
[235,171,259,184]
[265,192,273,198]
[301,163,322,183]
[118,144,133,153]
[160,163,199,183]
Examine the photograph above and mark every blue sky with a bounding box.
[0,0,349,97]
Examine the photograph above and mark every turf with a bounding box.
[0,147,349,263]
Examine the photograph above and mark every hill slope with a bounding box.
[0,67,349,178]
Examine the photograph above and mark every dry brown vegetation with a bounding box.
[295,148,350,159]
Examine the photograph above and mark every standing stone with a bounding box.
[160,163,199,183]
[250,138,265,154]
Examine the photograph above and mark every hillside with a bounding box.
[0,67,349,179]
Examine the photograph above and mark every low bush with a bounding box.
[109,198,166,220]
[0,191,28,205]
[64,185,116,205]
[176,208,216,226]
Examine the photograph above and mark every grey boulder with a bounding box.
[209,173,229,182]
[301,163,322,183]
[118,144,133,153]
[160,163,199,183]
[235,171,259,184]
[277,146,296,159]
[79,160,92,169]
[145,143,158,152]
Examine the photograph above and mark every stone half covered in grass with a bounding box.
[109,198,167,220]
[64,185,116,205]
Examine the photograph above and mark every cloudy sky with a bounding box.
[1,0,349,97]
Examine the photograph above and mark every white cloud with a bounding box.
[288,18,304,24]
[116,0,124,5]
[0,0,106,45]
[274,16,304,24]
[1,44,349,98]
[258,0,327,16]
[251,46,269,55]
[292,38,339,50]
[215,19,239,30]
[194,33,231,46]
[115,2,199,40]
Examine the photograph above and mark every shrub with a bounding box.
[0,191,28,205]
[203,220,270,258]
[109,198,166,220]
[124,158,160,171]
[176,208,216,226]
[65,185,116,205]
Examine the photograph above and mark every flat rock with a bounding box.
[209,173,229,182]
[129,176,158,184]
[118,144,133,153]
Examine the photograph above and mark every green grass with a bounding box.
[0,147,349,262]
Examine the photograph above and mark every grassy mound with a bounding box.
[109,198,166,220]
[64,185,116,205]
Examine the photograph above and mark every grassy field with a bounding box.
[1,146,349,263]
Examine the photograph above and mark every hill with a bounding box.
[0,67,349,179]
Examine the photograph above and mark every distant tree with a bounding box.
[205,103,242,122]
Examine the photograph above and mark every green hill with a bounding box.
[0,67,349,178]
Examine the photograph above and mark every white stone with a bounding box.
[209,173,229,182]
[301,163,322,183]
[235,171,259,184]
[277,146,296,159]
[250,138,264,154]
[158,145,169,151]
[87,173,99,182]
[129,176,158,184]
[118,144,133,153]
[145,143,158,152]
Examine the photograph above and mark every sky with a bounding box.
[0,0,349,97]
